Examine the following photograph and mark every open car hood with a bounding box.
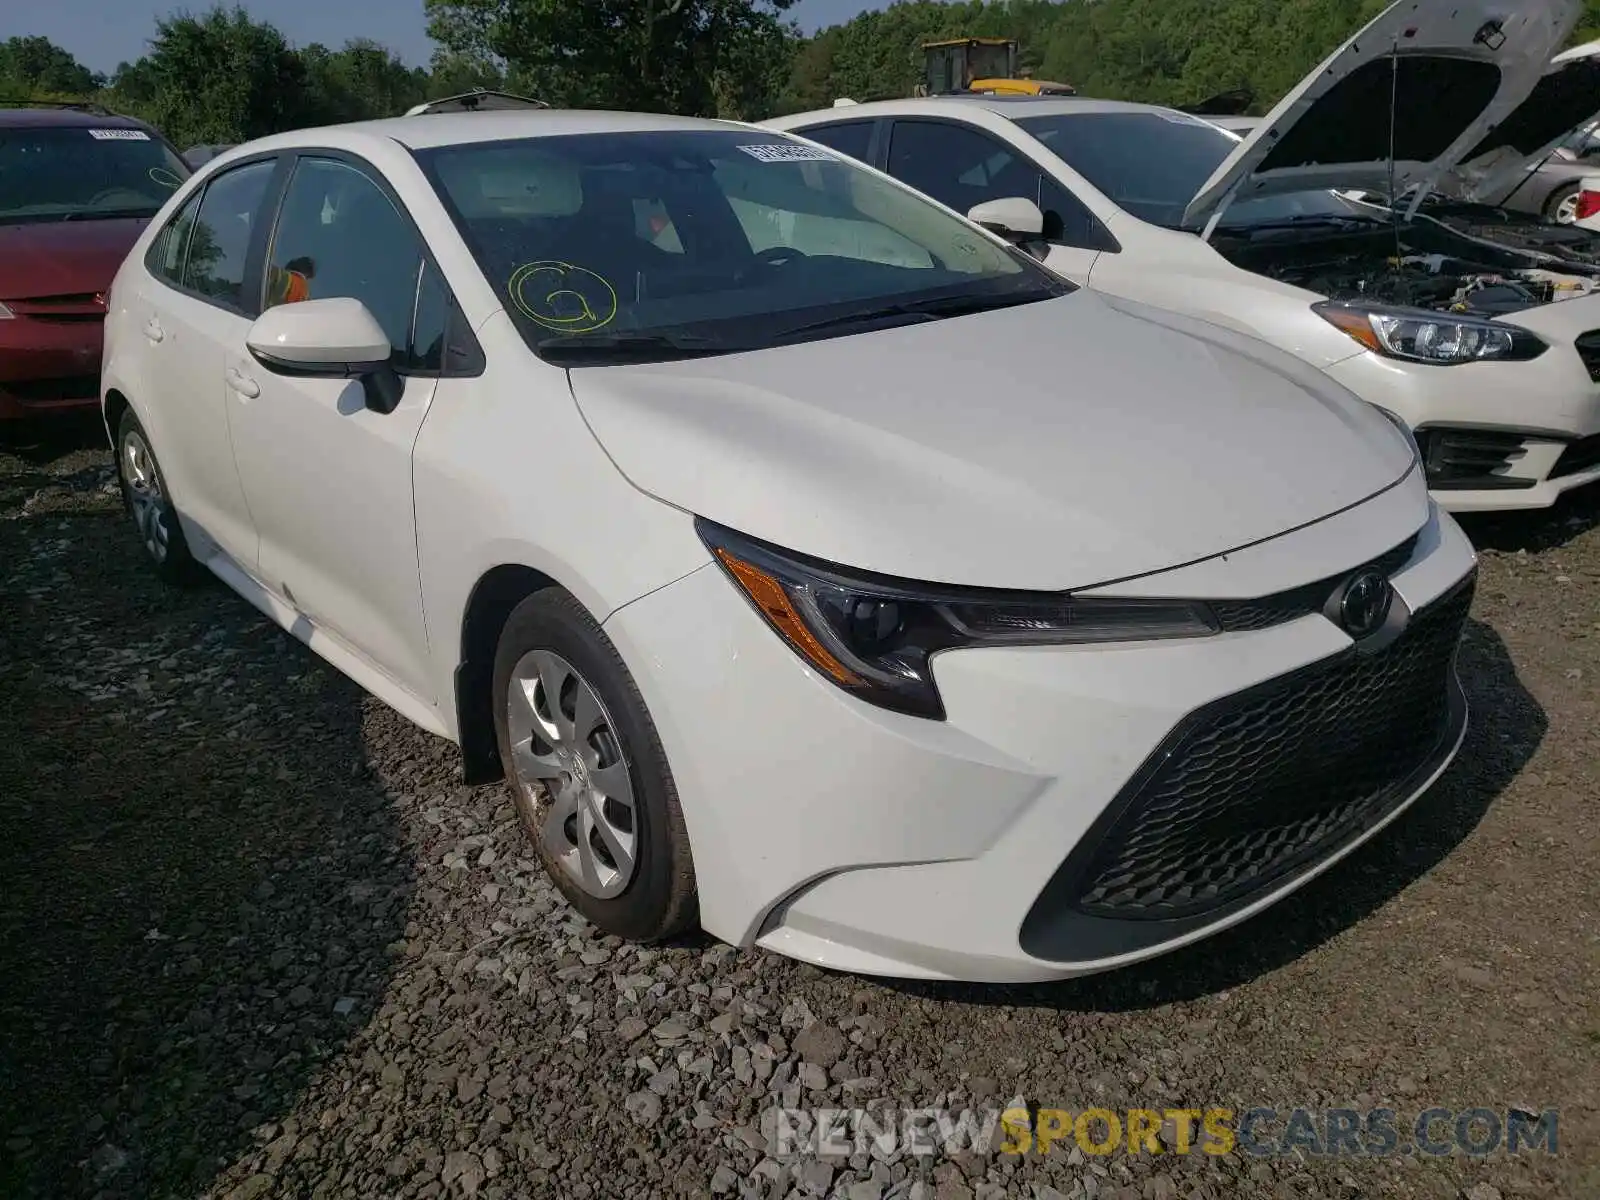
[1184,0,1580,229]
[1440,38,1600,201]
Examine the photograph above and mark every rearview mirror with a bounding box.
[967,197,1045,241]
[246,297,402,414]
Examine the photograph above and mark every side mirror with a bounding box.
[246,297,402,414]
[967,196,1046,242]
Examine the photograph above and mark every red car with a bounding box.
[0,104,189,419]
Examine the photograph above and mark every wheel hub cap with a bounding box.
[122,431,169,564]
[505,649,638,899]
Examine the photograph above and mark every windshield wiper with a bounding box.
[1227,213,1389,232]
[774,291,1052,342]
[535,331,726,364]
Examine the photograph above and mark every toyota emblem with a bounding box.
[1339,570,1393,638]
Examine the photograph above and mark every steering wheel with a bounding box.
[754,245,808,267]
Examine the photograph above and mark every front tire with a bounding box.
[116,409,201,584]
[1547,182,1582,224]
[491,589,697,941]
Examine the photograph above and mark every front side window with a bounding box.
[182,160,277,309]
[418,129,1063,363]
[800,121,875,164]
[0,125,188,225]
[263,157,424,361]
[886,120,1041,218]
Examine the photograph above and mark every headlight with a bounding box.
[698,519,1219,719]
[0,301,14,320]
[1313,301,1547,365]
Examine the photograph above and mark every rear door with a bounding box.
[133,157,281,566]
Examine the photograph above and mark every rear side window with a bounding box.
[146,190,204,284]
[799,121,875,164]
[182,160,277,309]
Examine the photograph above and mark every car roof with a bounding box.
[0,105,153,130]
[229,108,755,158]
[776,96,1172,124]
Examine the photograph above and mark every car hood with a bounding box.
[1185,0,1580,229]
[569,290,1416,592]
[1442,38,1600,201]
[0,216,149,300]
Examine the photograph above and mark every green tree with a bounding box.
[0,36,98,96]
[137,7,308,147]
[299,39,430,124]
[424,0,798,117]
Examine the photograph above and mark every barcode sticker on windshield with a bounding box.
[737,143,835,164]
[88,128,150,141]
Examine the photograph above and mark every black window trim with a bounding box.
[881,115,1121,254]
[258,147,484,380]
[142,150,288,318]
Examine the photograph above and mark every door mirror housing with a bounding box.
[967,196,1045,241]
[246,297,402,413]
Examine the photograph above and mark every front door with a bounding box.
[225,154,441,702]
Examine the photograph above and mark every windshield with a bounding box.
[417,129,1066,363]
[0,125,189,223]
[1015,111,1375,231]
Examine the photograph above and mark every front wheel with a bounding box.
[491,589,697,941]
[116,409,201,584]
[1547,183,1582,224]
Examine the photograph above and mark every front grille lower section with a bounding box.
[1060,575,1474,925]
[1418,428,1533,490]
[1551,432,1600,480]
[7,294,106,323]
[1574,330,1600,381]
[1,375,101,403]
[1209,533,1418,633]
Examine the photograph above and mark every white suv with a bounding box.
[101,108,1476,982]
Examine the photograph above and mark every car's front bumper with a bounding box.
[1321,327,1600,512]
[604,492,1479,983]
[0,310,105,419]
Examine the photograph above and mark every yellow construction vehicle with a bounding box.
[917,38,1075,98]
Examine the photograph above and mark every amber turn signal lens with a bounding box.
[712,547,865,686]
[1315,305,1383,353]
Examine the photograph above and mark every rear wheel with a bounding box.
[491,589,697,941]
[116,409,201,584]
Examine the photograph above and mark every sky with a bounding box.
[23,0,888,75]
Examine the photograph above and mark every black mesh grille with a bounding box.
[1072,575,1474,920]
[0,375,100,403]
[1209,534,1418,633]
[1575,330,1600,382]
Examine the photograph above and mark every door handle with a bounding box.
[226,366,260,399]
[142,317,164,343]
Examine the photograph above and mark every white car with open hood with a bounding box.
[769,0,1600,511]
[101,107,1476,982]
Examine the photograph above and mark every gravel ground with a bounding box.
[1,418,1597,1200]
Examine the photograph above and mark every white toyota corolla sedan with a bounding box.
[768,0,1600,512]
[101,107,1477,982]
